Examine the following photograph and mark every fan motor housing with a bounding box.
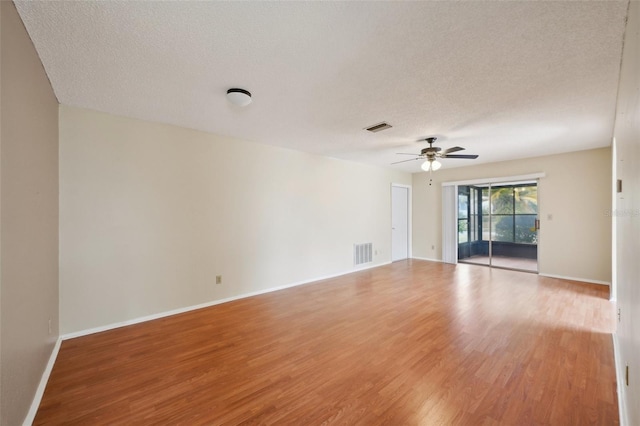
[421,147,441,155]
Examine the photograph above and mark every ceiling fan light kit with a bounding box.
[226,88,252,106]
[392,136,478,173]
[421,159,442,172]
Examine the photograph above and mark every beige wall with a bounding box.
[59,105,411,334]
[412,148,612,283]
[613,1,639,424]
[0,2,60,425]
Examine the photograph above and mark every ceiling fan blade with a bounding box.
[442,146,465,155]
[391,157,422,165]
[442,154,479,159]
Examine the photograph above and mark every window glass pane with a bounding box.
[482,215,491,241]
[468,187,478,242]
[482,188,490,214]
[515,214,537,244]
[458,193,468,219]
[492,215,514,242]
[458,220,468,243]
[515,185,538,214]
[470,214,478,241]
[491,187,514,214]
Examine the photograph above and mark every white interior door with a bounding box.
[392,185,409,261]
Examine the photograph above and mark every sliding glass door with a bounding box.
[458,186,489,265]
[458,181,538,272]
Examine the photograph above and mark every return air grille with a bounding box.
[365,122,392,132]
[354,243,373,266]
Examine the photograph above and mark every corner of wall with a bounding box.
[0,1,60,424]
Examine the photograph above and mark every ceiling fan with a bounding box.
[392,137,478,172]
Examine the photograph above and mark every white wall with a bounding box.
[0,2,60,425]
[613,1,639,424]
[59,105,411,334]
[412,148,612,284]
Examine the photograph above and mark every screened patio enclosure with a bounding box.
[457,182,538,272]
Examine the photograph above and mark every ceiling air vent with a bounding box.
[365,122,392,133]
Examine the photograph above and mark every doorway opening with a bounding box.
[457,181,538,272]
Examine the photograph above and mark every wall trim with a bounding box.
[23,337,63,426]
[612,333,629,426]
[61,261,391,340]
[441,172,546,187]
[538,273,610,286]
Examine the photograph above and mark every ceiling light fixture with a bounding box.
[226,88,252,107]
[421,159,441,172]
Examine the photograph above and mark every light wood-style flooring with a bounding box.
[460,255,538,272]
[35,260,618,425]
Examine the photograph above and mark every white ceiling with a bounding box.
[15,1,629,172]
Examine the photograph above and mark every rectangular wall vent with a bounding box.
[354,243,373,266]
[365,122,392,133]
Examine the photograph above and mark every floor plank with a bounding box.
[35,260,618,425]
[460,255,538,272]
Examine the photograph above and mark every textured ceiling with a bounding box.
[15,1,629,172]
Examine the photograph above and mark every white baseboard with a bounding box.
[23,337,62,426]
[411,256,442,263]
[612,333,629,426]
[61,261,392,340]
[538,273,610,286]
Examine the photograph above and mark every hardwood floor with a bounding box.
[35,260,618,425]
[460,255,538,272]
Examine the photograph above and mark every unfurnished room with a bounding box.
[1,1,639,425]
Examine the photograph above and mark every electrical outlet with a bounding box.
[431,245,435,250]
[216,275,222,285]
[48,318,52,335]
[618,308,621,322]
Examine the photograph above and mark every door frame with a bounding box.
[391,183,412,261]
[462,182,540,273]
[442,173,545,268]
